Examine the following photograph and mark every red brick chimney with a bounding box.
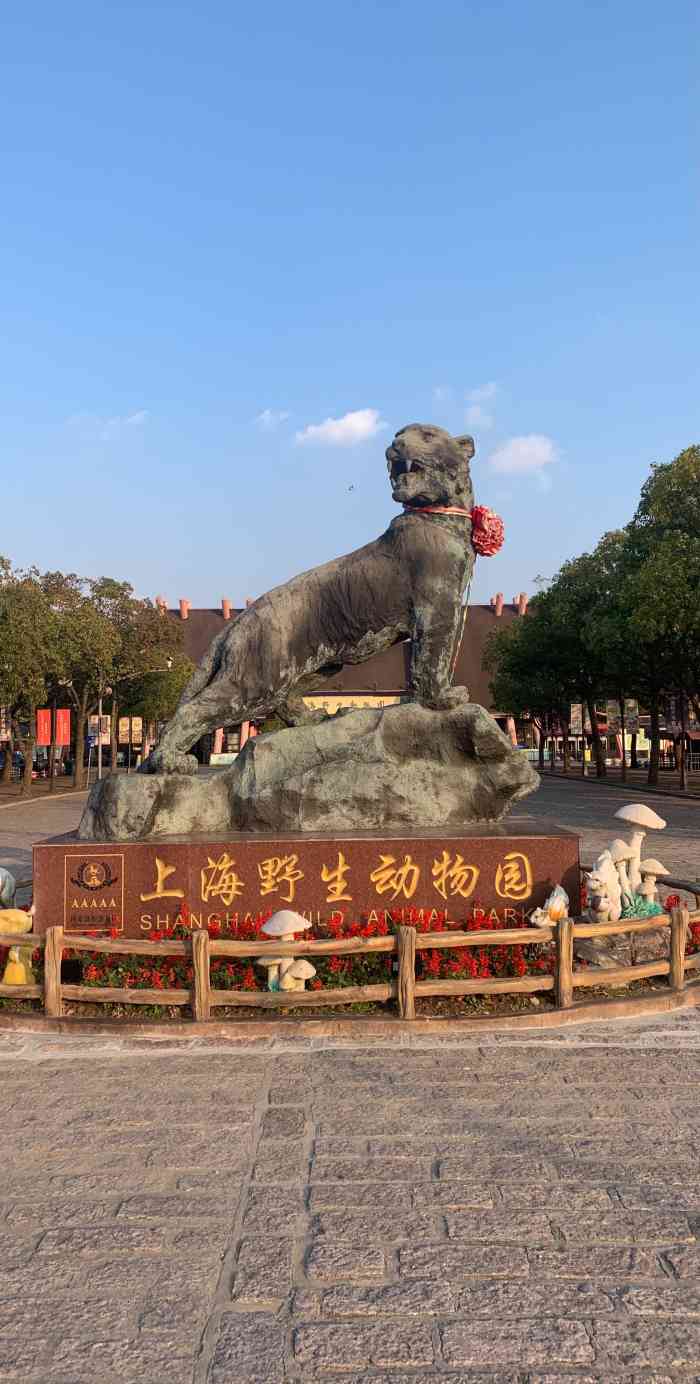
[222,599,232,620]
[517,592,528,616]
[494,593,504,617]
[179,598,191,620]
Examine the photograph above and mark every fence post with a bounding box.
[669,906,689,992]
[44,926,63,1018]
[556,917,574,1009]
[397,926,416,1020]
[192,929,211,1022]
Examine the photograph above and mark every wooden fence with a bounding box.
[0,903,697,1021]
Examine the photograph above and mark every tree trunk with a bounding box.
[679,688,688,791]
[535,720,545,772]
[73,693,89,790]
[619,697,627,783]
[110,695,119,778]
[562,717,571,775]
[0,725,13,783]
[587,696,606,777]
[19,703,35,797]
[648,694,660,786]
[631,732,638,769]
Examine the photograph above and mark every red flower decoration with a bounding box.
[470,505,505,557]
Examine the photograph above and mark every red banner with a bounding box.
[55,708,71,746]
[36,709,51,746]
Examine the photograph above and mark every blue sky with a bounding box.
[2,1,698,608]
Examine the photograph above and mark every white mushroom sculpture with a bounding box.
[259,909,313,990]
[279,958,317,992]
[255,956,286,990]
[639,858,670,902]
[613,804,666,893]
[609,839,637,907]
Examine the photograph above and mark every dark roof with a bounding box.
[170,603,520,713]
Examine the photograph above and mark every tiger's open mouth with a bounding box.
[388,453,423,481]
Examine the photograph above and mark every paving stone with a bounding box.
[176,1172,242,1197]
[231,1237,293,1302]
[209,1311,285,1381]
[0,1295,132,1339]
[306,1240,386,1281]
[529,1246,663,1277]
[313,1210,439,1242]
[553,1211,695,1245]
[269,1082,312,1104]
[242,1188,305,1233]
[439,1155,559,1181]
[308,1182,410,1213]
[118,1193,223,1219]
[293,1320,434,1370]
[261,1106,306,1137]
[441,1317,594,1367]
[620,1283,700,1316]
[445,1210,553,1244]
[253,1145,308,1183]
[617,1184,700,1211]
[137,1295,207,1333]
[36,1224,168,1257]
[328,1375,521,1384]
[595,1318,700,1367]
[45,1334,194,1382]
[498,1183,613,1212]
[321,1279,455,1316]
[660,1243,700,1277]
[2,1198,118,1228]
[455,1278,615,1316]
[0,1252,222,1299]
[411,1182,494,1210]
[310,1156,431,1182]
[0,1337,50,1377]
[399,1242,529,1279]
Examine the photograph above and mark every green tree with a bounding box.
[0,560,61,794]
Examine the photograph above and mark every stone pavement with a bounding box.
[5,1013,700,1381]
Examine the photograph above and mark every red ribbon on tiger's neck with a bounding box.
[402,504,472,517]
[403,503,505,557]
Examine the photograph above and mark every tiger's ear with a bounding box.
[455,434,475,462]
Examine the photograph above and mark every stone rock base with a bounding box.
[78,699,539,841]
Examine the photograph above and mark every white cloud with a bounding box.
[66,410,149,441]
[467,381,498,404]
[295,408,386,447]
[432,385,452,404]
[488,433,559,477]
[255,408,290,431]
[464,382,498,430]
[465,402,494,429]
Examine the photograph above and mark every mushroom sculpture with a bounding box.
[639,859,670,902]
[279,959,317,992]
[609,839,637,908]
[255,957,286,991]
[259,909,313,990]
[613,804,666,894]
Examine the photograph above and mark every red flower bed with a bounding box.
[70,902,554,999]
